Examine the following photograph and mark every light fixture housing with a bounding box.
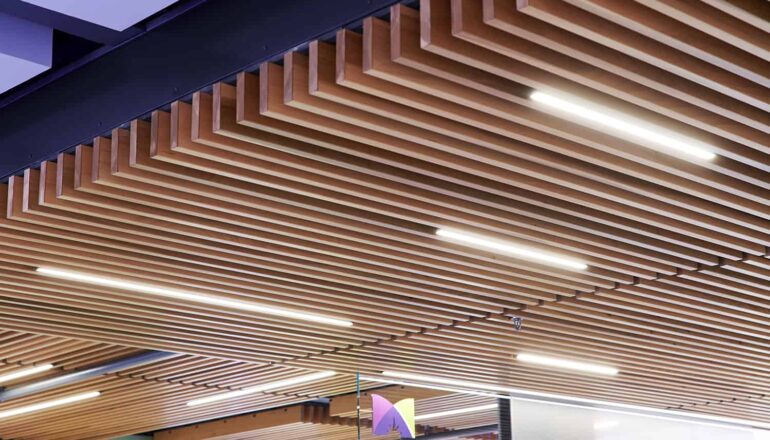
[187,370,336,406]
[0,364,54,384]
[435,228,587,271]
[516,353,619,376]
[414,403,498,421]
[530,91,716,161]
[36,267,353,327]
[0,391,100,419]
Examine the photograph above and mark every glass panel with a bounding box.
[355,372,499,439]
[511,398,770,440]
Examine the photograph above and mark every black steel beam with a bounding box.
[0,0,401,181]
[498,397,513,440]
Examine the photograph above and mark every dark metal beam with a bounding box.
[498,398,513,440]
[0,351,177,402]
[0,0,402,181]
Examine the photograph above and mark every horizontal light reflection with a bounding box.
[360,375,506,399]
[374,372,770,430]
[414,404,499,421]
[0,364,54,384]
[36,267,353,327]
[436,228,588,271]
[0,391,100,419]
[517,353,619,376]
[382,371,510,393]
[530,91,716,161]
[187,371,336,406]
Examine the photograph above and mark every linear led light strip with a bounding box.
[530,91,716,161]
[414,403,498,421]
[593,420,620,430]
[357,403,498,420]
[0,391,100,420]
[187,371,336,406]
[0,364,54,384]
[36,267,353,327]
[374,371,770,431]
[435,229,588,271]
[360,375,506,400]
[517,353,618,376]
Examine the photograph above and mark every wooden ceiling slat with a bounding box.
[281,55,658,278]
[384,7,765,252]
[519,0,769,110]
[420,0,770,229]
[485,0,770,141]
[572,0,770,87]
[700,0,770,33]
[456,0,770,195]
[306,40,705,272]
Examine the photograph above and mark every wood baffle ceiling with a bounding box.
[0,0,769,438]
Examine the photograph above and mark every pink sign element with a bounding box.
[372,394,416,438]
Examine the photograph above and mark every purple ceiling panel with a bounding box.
[20,0,179,31]
[0,13,51,94]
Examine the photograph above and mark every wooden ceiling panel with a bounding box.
[0,334,376,439]
[0,0,768,437]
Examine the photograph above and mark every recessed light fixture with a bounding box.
[0,364,54,384]
[435,228,588,271]
[530,91,716,161]
[0,391,100,419]
[414,403,499,421]
[516,353,619,376]
[187,370,336,407]
[36,267,353,327]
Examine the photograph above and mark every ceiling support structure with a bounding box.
[0,0,401,181]
[498,397,513,440]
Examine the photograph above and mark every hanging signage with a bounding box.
[372,394,416,438]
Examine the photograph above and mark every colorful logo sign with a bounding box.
[372,394,416,438]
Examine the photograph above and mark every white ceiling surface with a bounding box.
[21,0,180,31]
[0,12,52,94]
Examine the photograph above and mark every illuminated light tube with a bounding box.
[374,372,770,430]
[516,353,619,376]
[0,391,100,419]
[594,420,620,430]
[414,404,499,421]
[0,364,54,384]
[530,91,716,161]
[360,375,506,400]
[382,371,511,393]
[435,229,587,271]
[187,371,336,407]
[36,267,353,327]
